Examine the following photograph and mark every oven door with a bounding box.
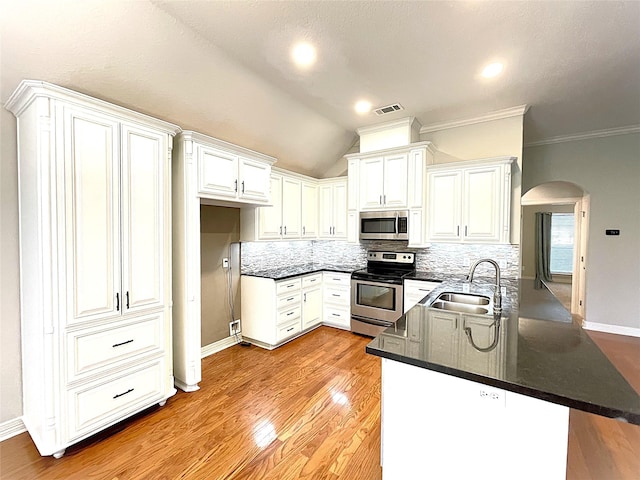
[351,278,403,324]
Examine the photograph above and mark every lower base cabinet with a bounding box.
[241,271,351,349]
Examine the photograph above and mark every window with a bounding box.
[550,213,574,274]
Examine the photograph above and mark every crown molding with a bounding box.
[524,125,640,147]
[419,105,530,134]
[357,116,421,136]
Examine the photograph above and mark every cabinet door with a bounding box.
[458,314,500,376]
[301,181,318,238]
[121,123,167,312]
[359,156,384,210]
[332,181,348,239]
[408,149,425,209]
[463,165,502,243]
[239,157,271,203]
[198,146,238,198]
[64,107,121,324]
[259,174,283,239]
[318,183,334,237]
[281,176,301,238]
[302,287,323,329]
[427,170,462,242]
[383,153,408,208]
[426,310,459,366]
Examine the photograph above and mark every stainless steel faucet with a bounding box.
[466,259,502,313]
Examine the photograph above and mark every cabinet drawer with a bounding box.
[67,360,165,440]
[277,305,301,325]
[404,280,440,296]
[276,278,302,295]
[324,286,350,306]
[276,319,301,342]
[302,273,322,289]
[323,272,351,287]
[67,314,164,381]
[324,306,350,328]
[277,292,301,310]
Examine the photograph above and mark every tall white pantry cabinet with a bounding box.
[5,80,180,458]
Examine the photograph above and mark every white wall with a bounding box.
[420,116,525,244]
[523,133,640,330]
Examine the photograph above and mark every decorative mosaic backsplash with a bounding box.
[242,240,520,278]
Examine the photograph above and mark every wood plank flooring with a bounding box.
[1,326,639,479]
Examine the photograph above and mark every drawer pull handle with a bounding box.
[113,388,134,400]
[287,312,294,316]
[286,327,294,332]
[112,339,134,348]
[286,297,295,301]
[332,293,340,297]
[418,289,429,291]
[116,293,119,311]
[332,313,340,317]
[126,291,129,309]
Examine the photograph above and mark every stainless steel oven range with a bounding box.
[351,251,416,337]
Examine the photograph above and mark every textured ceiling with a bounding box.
[2,1,639,177]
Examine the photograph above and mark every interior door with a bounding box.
[64,106,121,324]
[121,123,166,313]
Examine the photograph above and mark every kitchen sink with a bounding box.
[435,292,490,306]
[430,301,490,315]
[428,292,492,315]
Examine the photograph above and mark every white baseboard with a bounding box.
[583,321,640,338]
[0,417,26,442]
[201,335,241,359]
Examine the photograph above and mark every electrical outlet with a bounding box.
[229,320,240,336]
[222,258,229,269]
[479,387,505,407]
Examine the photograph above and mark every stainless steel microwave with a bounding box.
[359,210,409,241]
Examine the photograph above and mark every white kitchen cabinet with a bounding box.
[301,181,319,238]
[198,144,272,205]
[302,273,323,329]
[358,153,408,210]
[319,178,348,239]
[426,157,515,244]
[256,173,302,239]
[322,272,351,329]
[242,170,320,241]
[6,80,179,458]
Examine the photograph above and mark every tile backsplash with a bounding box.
[242,240,519,278]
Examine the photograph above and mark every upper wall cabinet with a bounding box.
[319,178,348,239]
[192,133,275,206]
[426,157,515,244]
[241,169,333,242]
[5,80,179,458]
[358,153,408,210]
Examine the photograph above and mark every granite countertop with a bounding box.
[366,278,640,425]
[242,263,359,280]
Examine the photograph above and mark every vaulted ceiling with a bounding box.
[2,1,639,177]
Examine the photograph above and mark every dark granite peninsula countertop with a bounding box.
[366,278,640,425]
[242,263,358,280]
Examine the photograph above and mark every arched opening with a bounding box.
[521,182,590,321]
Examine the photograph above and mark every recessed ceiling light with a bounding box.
[291,42,316,68]
[481,62,504,78]
[355,100,372,114]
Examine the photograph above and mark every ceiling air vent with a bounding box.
[374,103,404,116]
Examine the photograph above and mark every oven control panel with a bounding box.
[368,251,414,264]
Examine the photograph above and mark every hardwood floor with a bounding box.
[1,326,638,479]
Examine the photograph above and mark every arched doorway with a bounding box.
[521,182,590,320]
